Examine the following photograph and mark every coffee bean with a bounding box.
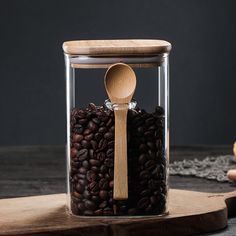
[145,160,156,171]
[106,148,114,158]
[78,167,86,175]
[90,140,98,149]
[98,127,107,134]
[155,118,164,127]
[82,160,90,169]
[73,191,82,199]
[91,166,99,173]
[97,152,106,161]
[78,179,86,186]
[81,140,90,149]
[137,197,149,209]
[147,141,155,150]
[104,158,113,167]
[71,148,78,158]
[77,174,86,179]
[75,183,84,193]
[100,165,108,174]
[89,159,101,167]
[148,179,160,190]
[89,181,99,192]
[89,149,94,158]
[148,125,156,130]
[140,170,151,179]
[88,103,96,110]
[88,121,98,131]
[99,190,109,200]
[92,118,100,125]
[138,154,148,165]
[94,133,102,141]
[74,143,82,150]
[86,170,97,182]
[108,168,114,178]
[71,109,78,116]
[104,132,113,140]
[73,134,83,143]
[108,141,114,148]
[109,198,115,206]
[78,202,86,212]
[77,110,86,118]
[99,178,109,189]
[109,180,114,188]
[150,196,158,205]
[104,173,111,180]
[145,117,155,126]
[139,144,148,153]
[83,129,91,135]
[79,118,87,125]
[155,106,164,116]
[140,189,151,197]
[75,124,84,134]
[85,133,94,141]
[98,139,107,151]
[101,116,110,123]
[137,126,146,134]
[77,149,88,161]
[106,118,113,127]
[144,130,154,137]
[148,150,156,160]
[83,190,91,199]
[91,195,100,203]
[99,201,108,208]
[98,173,103,179]
[99,121,105,126]
[133,116,143,127]
[95,111,103,117]
[109,126,115,132]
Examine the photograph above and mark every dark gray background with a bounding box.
[0,0,235,146]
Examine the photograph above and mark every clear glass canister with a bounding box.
[63,39,171,216]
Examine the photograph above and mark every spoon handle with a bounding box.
[113,108,128,200]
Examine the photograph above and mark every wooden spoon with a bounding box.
[104,63,136,200]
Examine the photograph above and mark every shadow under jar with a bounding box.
[62,39,172,216]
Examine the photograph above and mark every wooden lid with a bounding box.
[62,39,171,56]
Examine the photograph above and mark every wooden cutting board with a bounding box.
[0,189,236,236]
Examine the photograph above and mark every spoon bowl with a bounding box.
[105,63,136,103]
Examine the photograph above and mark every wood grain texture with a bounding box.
[0,189,235,236]
[113,109,128,200]
[63,39,171,56]
[0,145,235,236]
[104,63,136,200]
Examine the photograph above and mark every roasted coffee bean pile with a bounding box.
[70,103,167,216]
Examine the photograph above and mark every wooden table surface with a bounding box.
[0,145,235,236]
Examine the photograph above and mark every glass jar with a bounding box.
[63,39,171,216]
